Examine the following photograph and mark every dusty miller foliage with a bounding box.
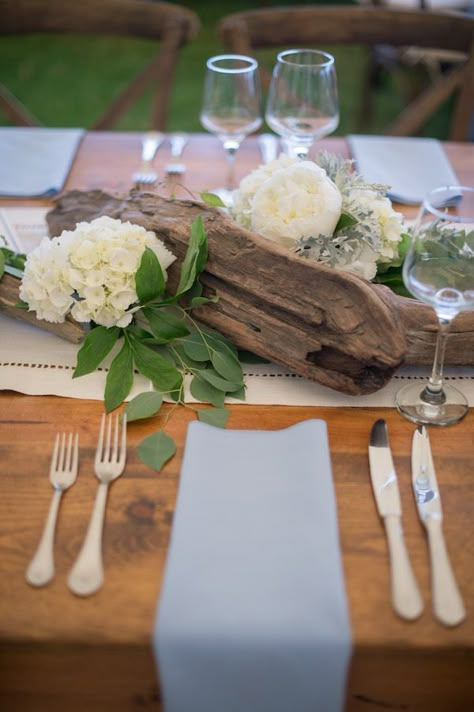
[295,150,392,267]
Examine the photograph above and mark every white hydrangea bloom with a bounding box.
[20,216,176,326]
[348,189,404,264]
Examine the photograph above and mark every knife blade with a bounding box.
[412,426,466,627]
[369,419,423,620]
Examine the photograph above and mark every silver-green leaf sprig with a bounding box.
[73,215,245,471]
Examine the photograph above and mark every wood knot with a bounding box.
[126,498,156,525]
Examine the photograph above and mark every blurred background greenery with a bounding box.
[0,0,453,138]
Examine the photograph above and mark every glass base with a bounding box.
[395,381,469,426]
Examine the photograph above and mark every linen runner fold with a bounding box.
[153,420,352,712]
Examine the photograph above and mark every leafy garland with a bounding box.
[1,219,246,472]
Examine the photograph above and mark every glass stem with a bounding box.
[223,141,239,192]
[422,317,452,403]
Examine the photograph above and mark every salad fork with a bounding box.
[26,432,79,587]
[67,413,127,597]
[132,131,164,187]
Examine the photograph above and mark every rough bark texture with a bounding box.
[2,189,473,395]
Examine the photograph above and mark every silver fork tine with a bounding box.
[68,413,127,597]
[26,432,79,587]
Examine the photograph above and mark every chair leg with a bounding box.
[0,84,41,126]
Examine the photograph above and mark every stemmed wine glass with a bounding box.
[396,185,474,426]
[265,49,339,159]
[200,54,262,205]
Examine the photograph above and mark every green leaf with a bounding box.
[200,192,226,207]
[238,349,270,364]
[190,295,218,307]
[143,306,190,343]
[190,375,225,407]
[136,247,165,304]
[334,212,358,232]
[73,326,120,378]
[228,384,246,401]
[138,430,176,471]
[0,250,5,279]
[182,330,210,361]
[176,216,208,296]
[209,341,243,384]
[197,408,230,428]
[196,368,242,393]
[128,333,182,394]
[104,339,134,412]
[125,391,163,422]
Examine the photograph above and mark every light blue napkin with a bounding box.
[154,419,352,712]
[0,127,84,197]
[347,134,460,204]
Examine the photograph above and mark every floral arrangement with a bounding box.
[15,215,245,471]
[231,152,409,287]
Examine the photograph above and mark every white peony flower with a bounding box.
[20,216,176,326]
[251,161,342,248]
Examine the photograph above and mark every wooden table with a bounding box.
[0,134,473,712]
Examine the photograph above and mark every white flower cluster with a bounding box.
[232,154,342,248]
[20,216,176,327]
[231,153,405,281]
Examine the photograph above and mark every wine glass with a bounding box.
[200,54,262,205]
[396,185,474,426]
[265,48,339,159]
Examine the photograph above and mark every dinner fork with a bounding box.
[25,432,79,587]
[67,413,127,596]
[132,131,164,187]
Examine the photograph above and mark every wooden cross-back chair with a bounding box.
[0,0,200,130]
[218,5,474,141]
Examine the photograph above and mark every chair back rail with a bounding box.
[0,0,200,130]
[218,6,474,140]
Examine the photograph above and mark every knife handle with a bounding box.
[425,517,466,627]
[384,515,424,621]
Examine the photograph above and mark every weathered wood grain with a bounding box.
[44,189,473,383]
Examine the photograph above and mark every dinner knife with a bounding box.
[411,426,466,627]
[369,419,423,621]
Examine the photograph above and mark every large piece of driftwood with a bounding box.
[3,189,473,395]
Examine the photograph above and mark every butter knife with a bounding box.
[369,419,423,620]
[412,426,466,627]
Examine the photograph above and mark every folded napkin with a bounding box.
[154,420,352,712]
[0,127,84,197]
[347,134,459,204]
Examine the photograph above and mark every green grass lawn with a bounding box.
[0,0,452,138]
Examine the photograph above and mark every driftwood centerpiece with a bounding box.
[2,189,473,396]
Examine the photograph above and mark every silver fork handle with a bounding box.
[25,488,62,587]
[67,482,109,596]
[142,132,163,163]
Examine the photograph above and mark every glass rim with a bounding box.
[276,48,335,68]
[424,184,474,222]
[206,54,258,74]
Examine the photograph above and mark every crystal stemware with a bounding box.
[396,185,474,426]
[200,54,262,205]
[265,48,339,159]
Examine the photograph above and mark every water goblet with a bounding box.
[265,48,339,159]
[396,185,474,426]
[200,54,262,206]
